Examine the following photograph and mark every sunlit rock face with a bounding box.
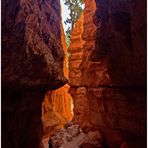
[51,85,73,121]
[42,89,73,139]
[68,14,85,87]
[42,24,73,139]
[2,0,67,147]
[69,0,146,147]
[68,14,90,126]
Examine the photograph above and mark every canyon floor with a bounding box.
[42,124,104,148]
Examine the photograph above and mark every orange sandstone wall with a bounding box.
[68,14,89,126]
[42,23,73,138]
[69,14,85,87]
[52,24,73,121]
[69,0,97,127]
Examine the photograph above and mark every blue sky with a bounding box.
[60,0,84,33]
[61,0,70,32]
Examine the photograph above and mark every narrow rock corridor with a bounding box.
[2,0,146,148]
[41,22,74,140]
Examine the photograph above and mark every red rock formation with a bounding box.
[2,0,67,89]
[42,23,73,138]
[69,0,97,127]
[69,0,146,147]
[2,0,67,147]
[51,24,73,122]
[68,14,90,126]
[68,14,85,87]
[42,90,71,139]
[2,0,146,147]
[90,1,146,146]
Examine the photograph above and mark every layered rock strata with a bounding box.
[69,0,97,127]
[42,89,73,139]
[50,25,73,123]
[42,24,73,139]
[69,0,146,147]
[68,13,89,125]
[2,0,67,147]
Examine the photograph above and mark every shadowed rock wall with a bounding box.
[69,0,146,147]
[2,0,67,147]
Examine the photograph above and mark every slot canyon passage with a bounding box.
[1,0,146,148]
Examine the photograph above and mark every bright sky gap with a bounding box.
[60,0,85,33]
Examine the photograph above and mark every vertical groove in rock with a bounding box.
[68,14,89,126]
[69,0,99,127]
[41,22,73,139]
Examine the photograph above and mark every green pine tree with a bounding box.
[63,0,84,47]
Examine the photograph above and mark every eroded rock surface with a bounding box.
[42,87,73,139]
[68,14,89,126]
[42,24,73,139]
[47,124,104,148]
[2,0,67,89]
[69,0,146,147]
[2,0,67,147]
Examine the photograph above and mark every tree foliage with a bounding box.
[64,0,83,29]
[65,27,71,47]
[63,0,84,47]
